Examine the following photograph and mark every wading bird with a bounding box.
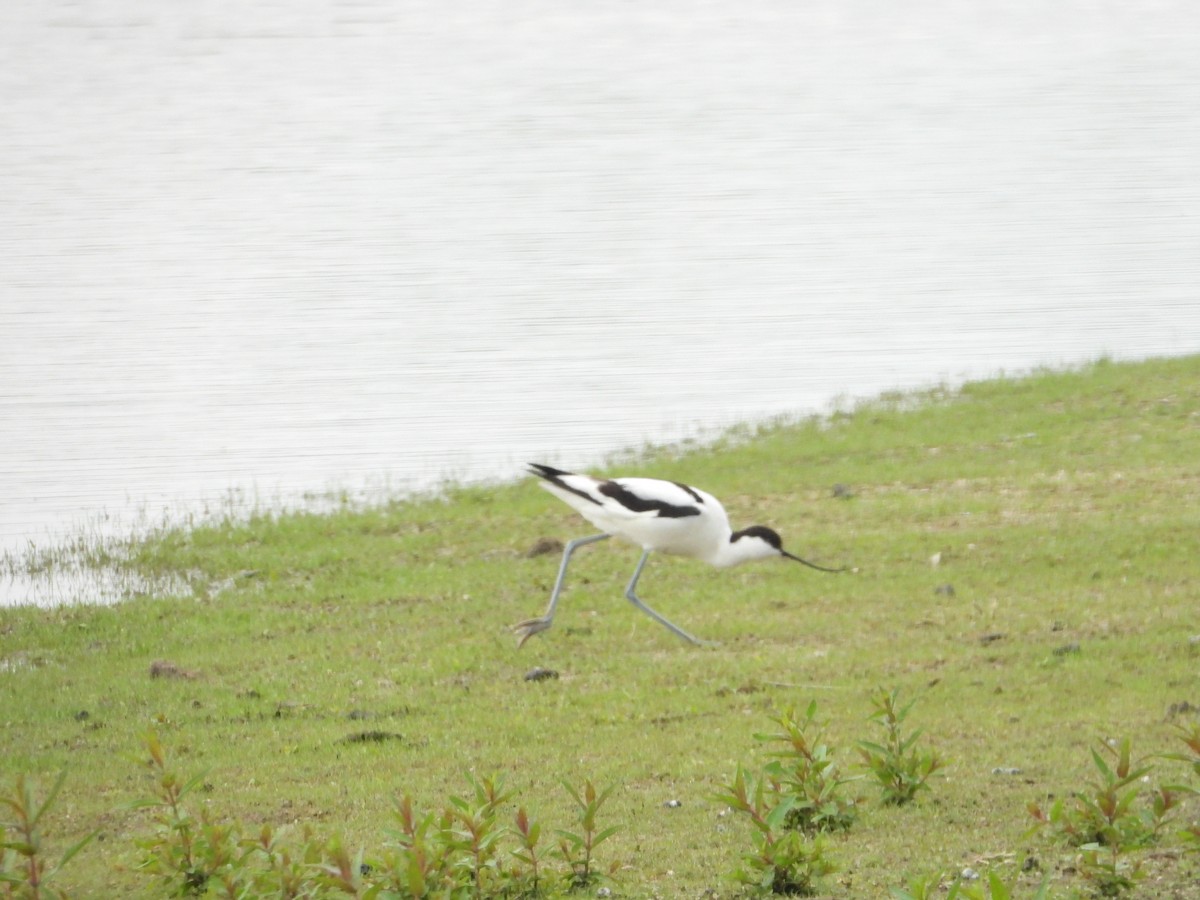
[513,463,843,647]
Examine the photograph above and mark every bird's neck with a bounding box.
[708,531,758,568]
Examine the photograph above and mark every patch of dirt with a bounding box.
[149,659,200,679]
[525,537,564,558]
[339,730,403,744]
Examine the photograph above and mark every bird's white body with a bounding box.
[536,474,755,567]
[513,463,842,647]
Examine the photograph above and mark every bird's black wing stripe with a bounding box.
[527,463,602,506]
[597,481,701,518]
[673,481,704,504]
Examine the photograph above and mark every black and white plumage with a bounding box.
[513,463,842,647]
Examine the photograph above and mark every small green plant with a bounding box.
[230,823,322,899]
[0,771,95,900]
[1163,723,1200,854]
[555,779,620,891]
[377,793,455,897]
[127,731,235,896]
[511,805,546,896]
[891,870,945,900]
[714,764,836,895]
[1168,723,1200,783]
[1027,737,1169,848]
[1028,736,1183,896]
[129,733,377,897]
[444,772,514,896]
[124,734,620,898]
[857,687,944,806]
[892,868,1055,899]
[757,701,858,834]
[312,834,372,895]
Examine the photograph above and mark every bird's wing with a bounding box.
[527,464,710,523]
[599,477,705,519]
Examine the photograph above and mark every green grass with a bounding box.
[2,354,1199,897]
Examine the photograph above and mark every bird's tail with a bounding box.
[527,462,572,482]
[527,463,601,507]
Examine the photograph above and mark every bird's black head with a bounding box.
[734,525,845,573]
[732,525,784,550]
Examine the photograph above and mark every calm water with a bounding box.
[3,1,1199,604]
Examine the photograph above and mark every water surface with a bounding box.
[3,1,1199,603]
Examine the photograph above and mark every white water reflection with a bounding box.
[2,1,1199,604]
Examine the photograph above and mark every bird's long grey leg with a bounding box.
[623,550,709,646]
[512,533,610,647]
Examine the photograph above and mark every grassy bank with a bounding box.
[2,355,1199,897]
